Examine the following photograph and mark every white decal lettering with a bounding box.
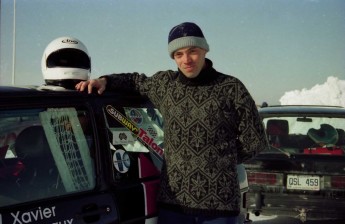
[10,206,56,224]
[29,209,39,221]
[42,207,52,218]
[138,128,163,156]
[11,211,22,224]
[52,219,74,224]
[21,212,31,223]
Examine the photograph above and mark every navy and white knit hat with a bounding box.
[168,22,209,58]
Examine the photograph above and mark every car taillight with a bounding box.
[247,172,282,185]
[331,176,345,189]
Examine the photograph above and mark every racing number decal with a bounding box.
[106,105,163,162]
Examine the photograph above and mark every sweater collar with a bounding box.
[178,58,218,86]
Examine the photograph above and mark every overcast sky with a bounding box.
[1,0,344,105]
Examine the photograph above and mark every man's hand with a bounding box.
[75,77,107,94]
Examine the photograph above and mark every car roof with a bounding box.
[259,105,345,117]
[0,85,143,99]
[0,86,98,105]
[0,85,40,93]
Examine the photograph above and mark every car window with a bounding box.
[104,105,164,182]
[263,116,345,155]
[0,107,95,207]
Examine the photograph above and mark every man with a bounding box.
[76,22,268,224]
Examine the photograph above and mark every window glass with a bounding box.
[263,116,345,155]
[104,105,163,181]
[0,107,95,207]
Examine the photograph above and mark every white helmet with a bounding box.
[41,37,91,89]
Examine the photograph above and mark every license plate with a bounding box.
[287,175,320,191]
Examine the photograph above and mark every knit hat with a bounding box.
[168,22,209,58]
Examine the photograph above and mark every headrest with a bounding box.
[266,119,289,135]
[15,126,51,159]
[308,124,339,147]
[336,129,345,145]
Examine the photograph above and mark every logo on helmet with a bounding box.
[62,39,78,44]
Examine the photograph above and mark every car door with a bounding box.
[0,92,118,224]
[99,94,163,224]
[96,92,251,224]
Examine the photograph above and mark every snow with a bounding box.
[279,76,345,107]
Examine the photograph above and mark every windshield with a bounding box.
[263,116,345,156]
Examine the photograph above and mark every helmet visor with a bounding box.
[46,48,91,70]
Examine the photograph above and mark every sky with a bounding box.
[0,0,344,105]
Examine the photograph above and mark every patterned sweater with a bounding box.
[104,59,268,216]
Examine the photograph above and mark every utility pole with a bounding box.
[12,0,16,85]
[0,0,2,84]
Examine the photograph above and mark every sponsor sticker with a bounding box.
[113,149,130,173]
[112,130,135,145]
[128,108,143,125]
[106,105,163,162]
[62,39,78,44]
[147,126,157,138]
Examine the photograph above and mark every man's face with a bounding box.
[173,47,207,78]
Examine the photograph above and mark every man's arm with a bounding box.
[234,81,269,163]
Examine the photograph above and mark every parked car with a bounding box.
[244,105,345,222]
[0,85,251,224]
